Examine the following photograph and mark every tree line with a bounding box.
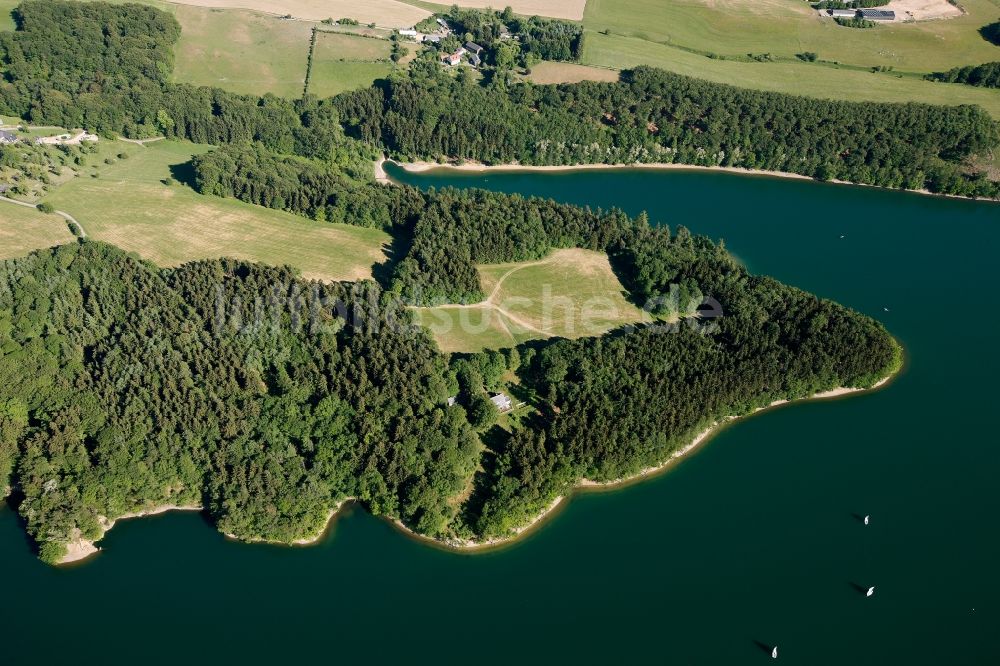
[1,1,996,198]
[335,64,1000,198]
[927,62,1000,89]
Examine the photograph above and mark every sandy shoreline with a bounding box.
[386,159,996,202]
[222,497,356,546]
[389,376,896,551]
[54,377,895,564]
[59,504,202,565]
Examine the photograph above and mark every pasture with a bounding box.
[167,0,430,27]
[307,31,395,97]
[581,31,1000,119]
[0,203,76,260]
[172,6,312,98]
[526,61,621,84]
[413,248,648,353]
[583,0,1000,73]
[573,0,1000,118]
[41,140,390,283]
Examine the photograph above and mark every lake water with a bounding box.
[3,167,998,664]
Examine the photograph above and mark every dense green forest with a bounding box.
[0,226,900,560]
[0,243,481,562]
[927,62,1000,89]
[0,1,996,197]
[335,63,999,197]
[0,1,905,562]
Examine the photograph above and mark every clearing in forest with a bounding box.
[413,248,648,353]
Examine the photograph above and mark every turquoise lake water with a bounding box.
[2,166,997,664]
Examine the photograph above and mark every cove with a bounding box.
[2,167,998,665]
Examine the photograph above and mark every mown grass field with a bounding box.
[41,140,389,282]
[307,31,396,97]
[0,0,17,30]
[172,6,312,98]
[0,203,76,260]
[526,61,621,84]
[413,248,648,353]
[168,0,429,27]
[582,31,1000,119]
[584,0,1000,72]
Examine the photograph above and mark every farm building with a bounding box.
[828,8,858,18]
[422,34,441,43]
[859,8,896,20]
[442,47,466,66]
[0,130,18,144]
[468,53,481,67]
[490,393,513,412]
[465,41,484,55]
[398,29,417,37]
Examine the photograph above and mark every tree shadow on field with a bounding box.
[168,160,199,189]
[372,224,412,290]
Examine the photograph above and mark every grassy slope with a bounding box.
[584,0,1000,72]
[171,6,312,98]
[578,0,1000,118]
[307,31,396,97]
[414,249,647,353]
[583,31,1000,119]
[41,140,389,282]
[0,203,76,260]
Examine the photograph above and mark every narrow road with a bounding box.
[1,196,87,238]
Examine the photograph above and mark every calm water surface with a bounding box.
[2,167,997,664]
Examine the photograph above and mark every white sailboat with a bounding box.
[771,646,778,659]
[864,514,870,525]
[866,586,875,597]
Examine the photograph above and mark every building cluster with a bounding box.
[397,18,489,68]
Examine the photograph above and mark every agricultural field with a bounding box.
[0,0,16,30]
[172,6,312,98]
[526,61,621,84]
[413,248,648,353]
[168,0,429,27]
[562,0,1000,117]
[40,140,390,283]
[0,203,76,260]
[581,31,1000,119]
[583,0,1000,73]
[307,31,396,97]
[402,0,588,21]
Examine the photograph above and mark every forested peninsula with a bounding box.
[0,2,907,563]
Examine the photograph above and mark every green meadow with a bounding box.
[40,140,389,282]
[579,0,1000,117]
[307,31,396,97]
[0,203,76,260]
[413,248,647,353]
[582,31,1000,118]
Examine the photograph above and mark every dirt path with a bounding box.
[416,256,561,337]
[0,196,87,238]
[431,257,551,310]
[119,136,166,146]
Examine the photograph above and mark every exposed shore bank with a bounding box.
[59,499,358,565]
[59,504,202,565]
[390,375,897,552]
[385,159,996,202]
[55,376,896,565]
